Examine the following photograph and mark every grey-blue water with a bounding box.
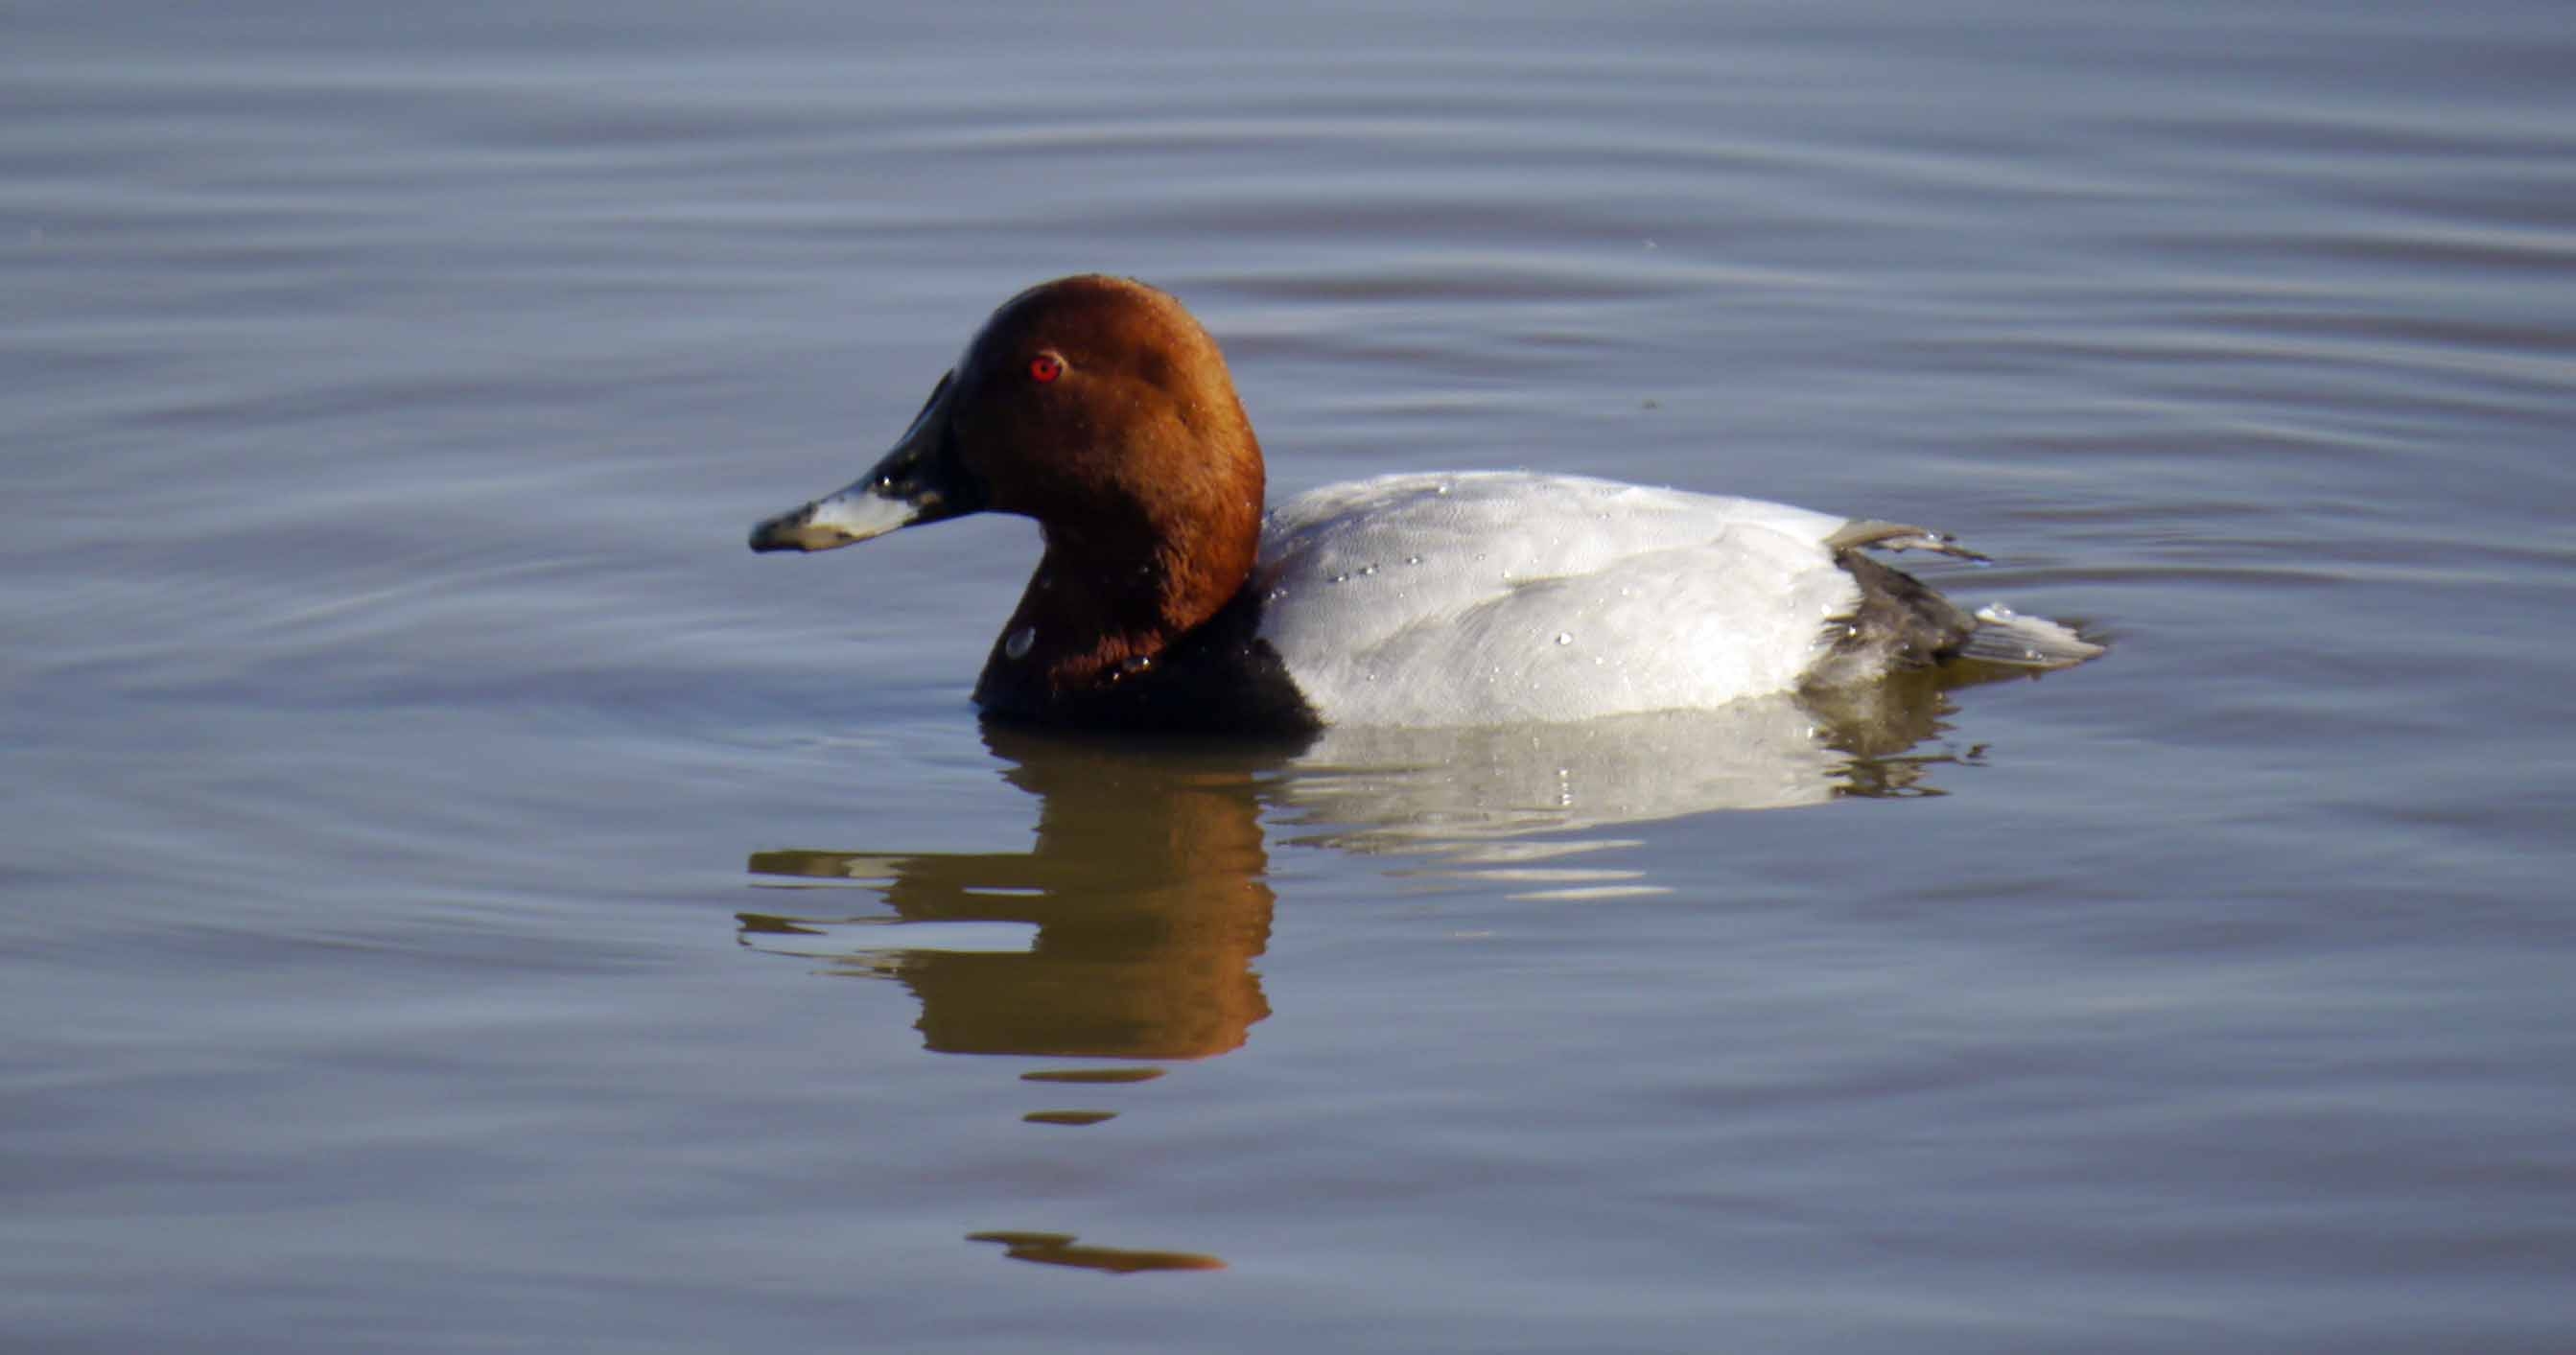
[8,2,2573,1349]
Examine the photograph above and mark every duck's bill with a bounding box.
[749,372,977,552]
[747,479,929,551]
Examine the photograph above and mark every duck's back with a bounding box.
[1252,472,1862,727]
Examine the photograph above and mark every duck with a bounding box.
[749,274,2098,734]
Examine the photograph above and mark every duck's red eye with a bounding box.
[1028,354,1064,384]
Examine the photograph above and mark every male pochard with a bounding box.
[750,274,2098,733]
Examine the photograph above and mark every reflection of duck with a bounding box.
[749,274,2099,734]
[744,726,1282,1061]
[740,666,2013,1052]
[1276,666,1995,892]
[966,1230,1224,1274]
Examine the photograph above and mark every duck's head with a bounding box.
[749,274,1265,576]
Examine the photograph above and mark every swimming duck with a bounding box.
[750,274,2097,733]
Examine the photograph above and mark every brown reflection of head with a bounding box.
[748,726,1292,1061]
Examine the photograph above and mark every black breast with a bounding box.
[976,586,1324,738]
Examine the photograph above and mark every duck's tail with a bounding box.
[1958,603,2103,668]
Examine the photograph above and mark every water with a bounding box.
[8,1,2574,1349]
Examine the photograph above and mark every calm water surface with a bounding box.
[8,2,2574,1350]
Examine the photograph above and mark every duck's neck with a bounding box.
[972,508,1261,714]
